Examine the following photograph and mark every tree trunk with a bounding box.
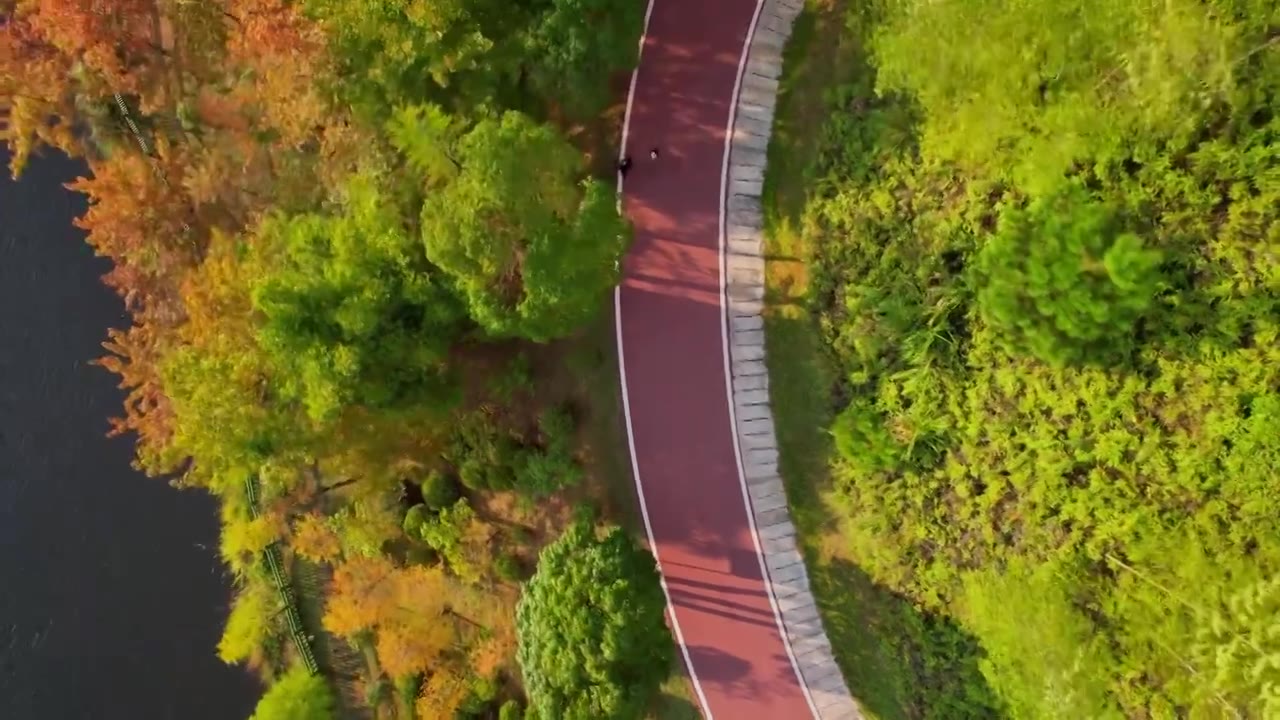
[320,477,359,495]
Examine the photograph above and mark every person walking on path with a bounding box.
[649,147,660,160]
[618,155,633,178]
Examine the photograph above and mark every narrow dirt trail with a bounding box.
[614,0,814,716]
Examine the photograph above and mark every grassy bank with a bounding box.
[761,2,995,718]
[762,4,909,716]
[764,0,1280,717]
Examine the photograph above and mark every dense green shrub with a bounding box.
[515,407,584,497]
[886,604,1000,720]
[830,399,902,475]
[458,455,513,492]
[498,699,524,720]
[872,0,1245,190]
[1192,575,1280,717]
[444,408,586,498]
[420,470,461,511]
[447,415,520,491]
[515,448,581,498]
[961,560,1119,719]
[446,408,586,497]
[458,676,500,715]
[493,354,534,402]
[516,521,672,720]
[407,498,481,580]
[416,110,630,342]
[217,579,276,666]
[537,407,576,453]
[403,504,430,536]
[522,0,647,118]
[494,551,523,583]
[304,0,644,121]
[974,184,1164,366]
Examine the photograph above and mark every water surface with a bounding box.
[0,149,257,719]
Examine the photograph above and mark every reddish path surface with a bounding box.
[616,1,813,717]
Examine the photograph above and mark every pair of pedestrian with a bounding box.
[618,147,660,178]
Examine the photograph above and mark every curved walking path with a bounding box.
[614,0,859,717]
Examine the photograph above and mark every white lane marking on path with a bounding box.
[717,0,823,716]
[612,0,715,717]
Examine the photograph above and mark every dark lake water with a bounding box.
[0,149,257,719]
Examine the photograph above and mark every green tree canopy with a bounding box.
[873,0,1244,188]
[301,0,515,117]
[156,233,313,491]
[413,109,629,341]
[218,580,276,666]
[248,173,466,424]
[516,521,672,720]
[974,185,1163,366]
[522,0,646,117]
[249,666,336,720]
[304,0,644,118]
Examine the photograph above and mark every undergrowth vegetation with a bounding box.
[770,0,1280,717]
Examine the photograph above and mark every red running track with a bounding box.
[615,0,813,717]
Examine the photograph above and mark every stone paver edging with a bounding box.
[723,0,864,718]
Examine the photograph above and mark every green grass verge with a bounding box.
[761,3,963,719]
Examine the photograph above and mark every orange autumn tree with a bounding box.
[177,0,351,224]
[416,665,472,718]
[323,556,455,678]
[293,512,343,565]
[0,8,79,175]
[0,0,168,175]
[95,320,175,467]
[416,588,516,717]
[4,0,369,482]
[68,137,199,308]
[224,0,330,144]
[177,0,345,225]
[74,141,203,475]
[27,0,170,101]
[4,0,351,250]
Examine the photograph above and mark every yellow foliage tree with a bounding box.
[218,580,275,666]
[293,512,342,564]
[220,512,284,575]
[415,663,472,720]
[324,557,455,678]
[323,556,398,635]
[467,633,511,681]
[376,623,454,679]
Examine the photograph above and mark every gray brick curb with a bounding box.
[725,1,863,718]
